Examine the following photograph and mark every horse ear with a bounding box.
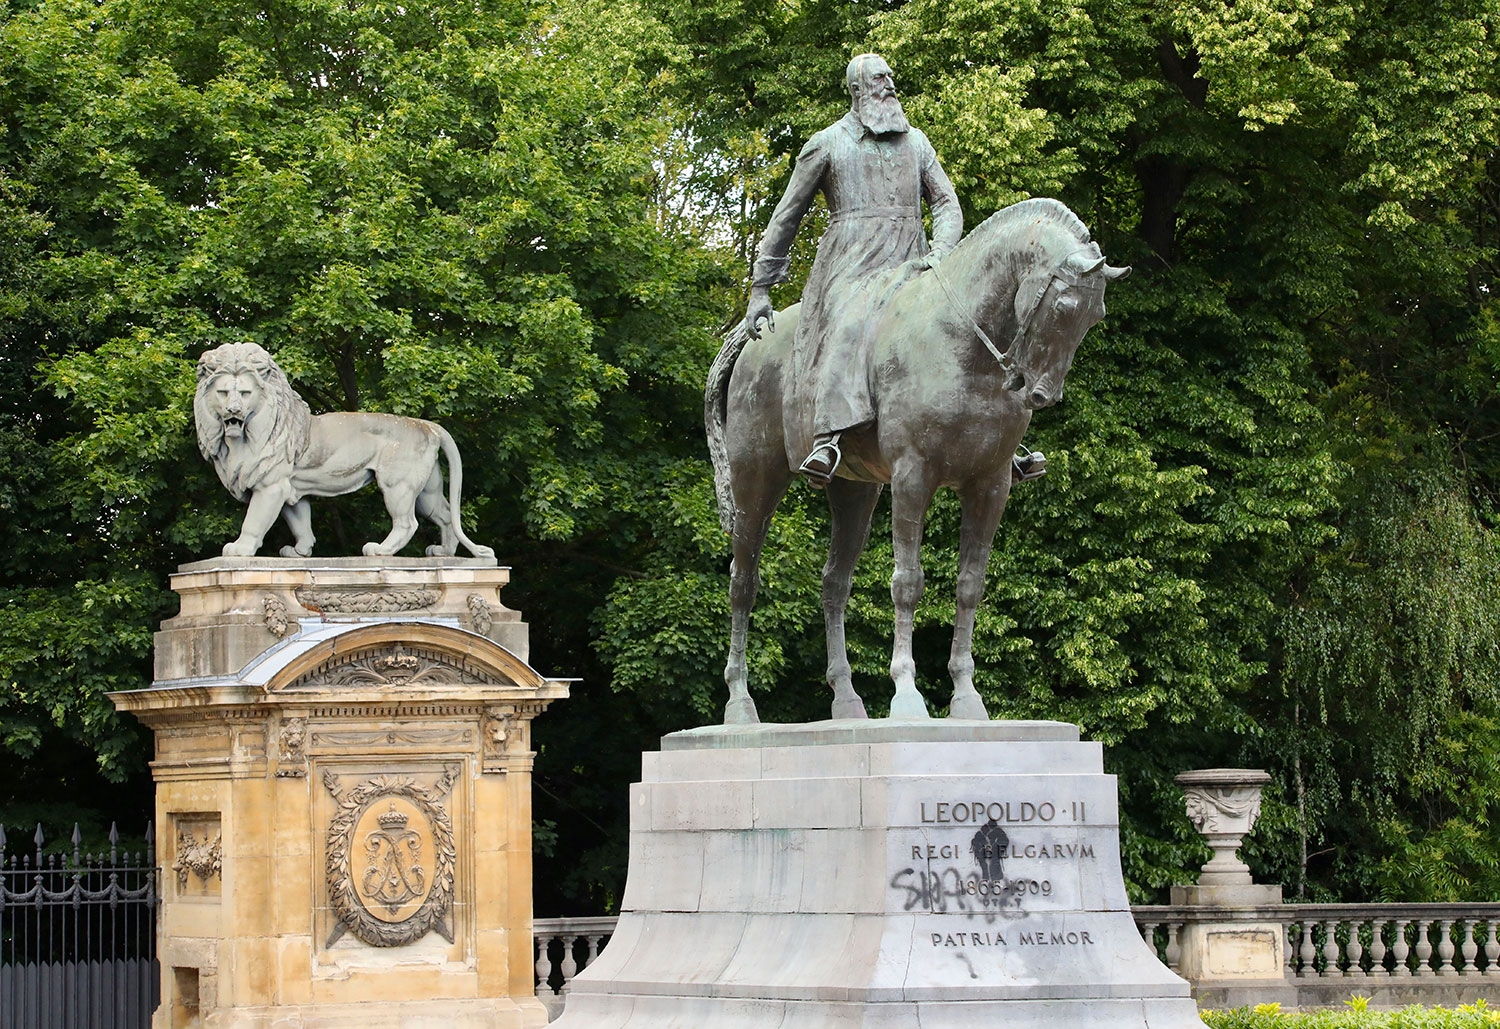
[1103,264,1132,281]
[1067,253,1106,276]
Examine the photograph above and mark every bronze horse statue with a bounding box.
[705,198,1130,724]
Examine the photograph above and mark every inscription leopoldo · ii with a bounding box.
[919,800,1087,824]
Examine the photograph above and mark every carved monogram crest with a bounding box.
[286,644,505,690]
[324,768,457,948]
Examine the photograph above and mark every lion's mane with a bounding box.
[195,342,312,502]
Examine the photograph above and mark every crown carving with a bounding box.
[376,803,409,830]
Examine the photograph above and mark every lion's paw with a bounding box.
[223,541,258,557]
[362,542,392,557]
[426,545,457,557]
[468,545,496,559]
[279,545,314,558]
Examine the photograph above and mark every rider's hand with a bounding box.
[744,288,775,339]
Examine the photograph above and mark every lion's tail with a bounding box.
[705,321,749,537]
[436,426,496,559]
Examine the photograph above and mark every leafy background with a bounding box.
[1,0,1496,910]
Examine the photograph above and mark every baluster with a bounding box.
[1460,920,1479,976]
[1368,919,1388,976]
[1140,922,1159,961]
[1320,919,1340,977]
[1484,921,1499,976]
[1345,919,1366,977]
[535,933,556,995]
[559,934,580,993]
[584,932,603,972]
[1415,919,1436,977]
[1391,919,1413,976]
[1285,922,1298,979]
[1165,922,1183,972]
[1299,920,1317,977]
[1436,919,1458,976]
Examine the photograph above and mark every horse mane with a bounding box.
[968,197,1091,246]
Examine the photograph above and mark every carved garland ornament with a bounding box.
[263,595,292,638]
[324,768,457,948]
[173,829,223,888]
[466,593,493,635]
[294,586,438,614]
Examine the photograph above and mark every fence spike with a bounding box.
[145,820,155,864]
[0,823,7,853]
[34,822,44,863]
[109,821,119,864]
[72,823,82,866]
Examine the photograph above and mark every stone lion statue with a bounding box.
[195,342,494,559]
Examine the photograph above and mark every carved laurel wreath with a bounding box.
[323,768,457,948]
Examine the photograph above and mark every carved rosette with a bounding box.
[1175,768,1272,885]
[324,768,457,948]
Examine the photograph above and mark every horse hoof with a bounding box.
[723,696,761,725]
[948,692,989,721]
[831,694,868,720]
[888,690,930,719]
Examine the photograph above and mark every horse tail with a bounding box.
[705,320,749,536]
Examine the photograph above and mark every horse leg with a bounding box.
[947,480,1010,720]
[888,467,937,719]
[823,479,882,719]
[723,472,791,725]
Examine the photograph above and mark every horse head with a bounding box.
[1002,244,1130,410]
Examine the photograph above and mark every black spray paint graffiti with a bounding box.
[889,819,1052,916]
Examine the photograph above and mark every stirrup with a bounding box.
[798,437,843,488]
[1011,445,1047,483]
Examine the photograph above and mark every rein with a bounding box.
[931,261,1020,374]
[929,244,1097,378]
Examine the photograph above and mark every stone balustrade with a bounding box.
[532,917,618,1021]
[535,905,1500,1016]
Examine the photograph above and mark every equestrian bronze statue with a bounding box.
[705,56,1129,724]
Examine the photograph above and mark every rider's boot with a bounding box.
[1011,448,1047,484]
[798,433,843,488]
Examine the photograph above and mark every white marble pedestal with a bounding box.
[553,720,1207,1028]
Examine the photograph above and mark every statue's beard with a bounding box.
[856,93,910,136]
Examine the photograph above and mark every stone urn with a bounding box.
[1174,768,1272,886]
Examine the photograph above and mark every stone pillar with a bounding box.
[110,558,569,1028]
[1171,768,1294,1008]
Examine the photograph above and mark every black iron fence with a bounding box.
[0,823,160,1029]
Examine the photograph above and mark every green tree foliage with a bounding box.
[2,0,1497,912]
[0,0,724,892]
[598,0,1500,903]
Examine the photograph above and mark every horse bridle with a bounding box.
[931,245,1100,381]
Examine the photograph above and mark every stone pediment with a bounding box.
[267,622,547,693]
[283,643,502,690]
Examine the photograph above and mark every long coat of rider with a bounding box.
[743,53,963,487]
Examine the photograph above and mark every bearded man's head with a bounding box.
[846,53,910,136]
